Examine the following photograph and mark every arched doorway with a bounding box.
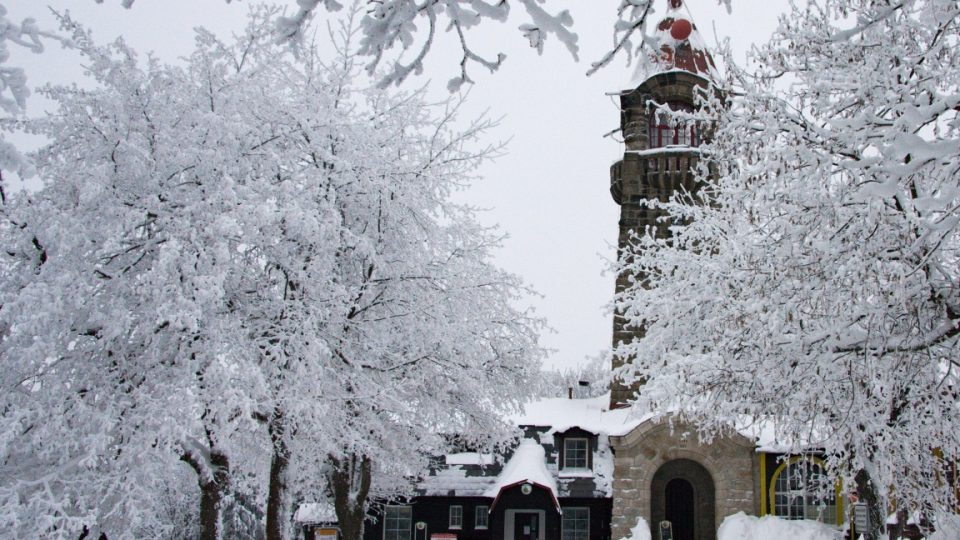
[651,459,715,540]
[665,478,695,540]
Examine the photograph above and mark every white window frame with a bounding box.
[561,507,590,540]
[449,504,463,530]
[475,505,489,530]
[564,437,589,470]
[384,505,413,540]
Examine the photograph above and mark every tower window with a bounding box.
[648,102,699,148]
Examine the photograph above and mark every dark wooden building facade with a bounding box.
[360,423,615,540]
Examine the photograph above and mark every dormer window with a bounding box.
[564,438,589,469]
[648,101,699,148]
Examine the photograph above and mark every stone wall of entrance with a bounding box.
[609,418,757,540]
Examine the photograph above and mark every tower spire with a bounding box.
[649,0,717,79]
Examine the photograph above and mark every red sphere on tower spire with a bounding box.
[670,19,692,40]
[644,0,718,79]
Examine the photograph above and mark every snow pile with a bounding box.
[484,438,558,499]
[717,513,842,540]
[617,516,652,540]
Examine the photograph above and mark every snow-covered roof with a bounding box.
[513,392,827,454]
[416,392,815,502]
[445,452,495,466]
[626,146,701,157]
[509,393,651,437]
[483,439,558,499]
[294,502,337,524]
[419,464,497,497]
[417,395,621,499]
[734,416,831,453]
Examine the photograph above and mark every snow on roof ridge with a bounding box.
[510,392,649,437]
[512,393,828,453]
[483,438,558,499]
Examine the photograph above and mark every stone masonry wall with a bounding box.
[609,418,757,540]
[609,70,713,410]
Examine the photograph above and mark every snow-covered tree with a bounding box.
[612,0,960,536]
[0,3,72,177]
[262,17,544,540]
[0,6,542,539]
[0,11,282,537]
[538,355,610,398]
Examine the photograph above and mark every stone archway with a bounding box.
[651,459,716,540]
[607,417,756,540]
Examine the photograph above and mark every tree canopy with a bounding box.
[612,0,960,533]
[0,8,542,538]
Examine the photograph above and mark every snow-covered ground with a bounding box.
[619,517,652,540]
[618,513,846,540]
[716,513,842,540]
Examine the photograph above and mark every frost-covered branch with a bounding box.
[587,0,653,76]
[0,3,72,176]
[612,0,960,530]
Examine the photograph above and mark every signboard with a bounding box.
[659,521,673,540]
[852,503,872,532]
[316,527,339,540]
[430,534,457,540]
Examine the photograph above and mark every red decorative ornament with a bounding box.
[670,18,692,41]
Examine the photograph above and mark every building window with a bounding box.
[770,457,838,525]
[564,438,589,469]
[384,506,413,540]
[449,505,463,529]
[562,507,589,540]
[648,102,698,148]
[475,506,489,529]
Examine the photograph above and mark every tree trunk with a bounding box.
[854,468,886,540]
[266,407,290,540]
[183,447,231,540]
[329,453,373,540]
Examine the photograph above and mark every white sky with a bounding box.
[11,0,788,372]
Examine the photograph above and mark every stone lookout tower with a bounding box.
[609,0,718,410]
[606,3,758,540]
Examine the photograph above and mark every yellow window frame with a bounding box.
[763,454,844,525]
